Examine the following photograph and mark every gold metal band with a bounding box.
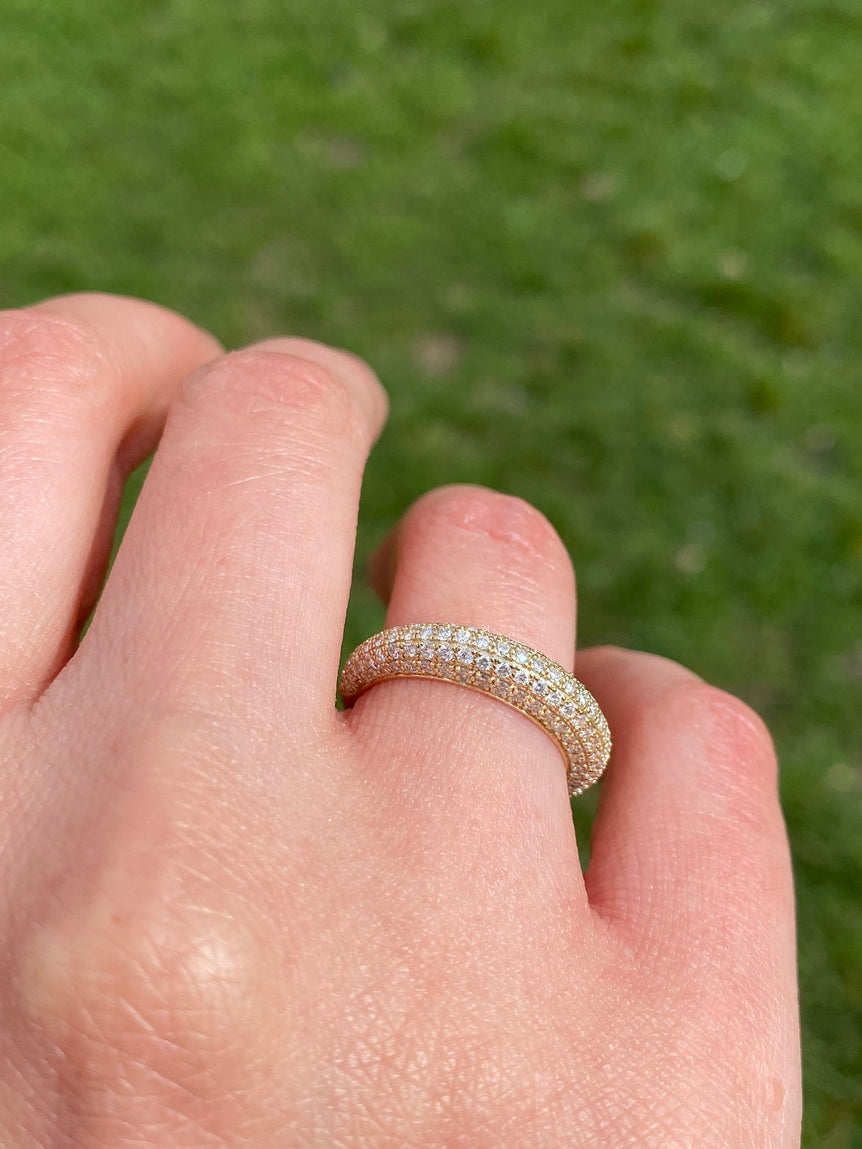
[339,623,611,795]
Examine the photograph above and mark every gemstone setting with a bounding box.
[338,623,612,795]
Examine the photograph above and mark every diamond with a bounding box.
[339,623,610,796]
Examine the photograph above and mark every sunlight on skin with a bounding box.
[0,294,800,1148]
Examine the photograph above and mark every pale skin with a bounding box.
[0,292,800,1147]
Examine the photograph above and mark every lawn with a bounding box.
[1,0,860,1141]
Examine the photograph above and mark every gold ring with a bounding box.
[339,623,611,795]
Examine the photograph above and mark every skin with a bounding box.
[0,292,800,1147]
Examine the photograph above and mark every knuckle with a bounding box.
[0,307,113,408]
[15,850,273,1120]
[413,485,570,565]
[13,732,276,1115]
[259,336,388,421]
[21,881,248,1036]
[660,680,780,826]
[676,680,776,764]
[182,348,369,440]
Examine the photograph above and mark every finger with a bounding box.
[353,485,586,902]
[368,485,576,663]
[0,293,223,708]
[578,647,800,1125]
[578,646,796,947]
[77,339,387,726]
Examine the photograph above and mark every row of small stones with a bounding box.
[343,626,610,758]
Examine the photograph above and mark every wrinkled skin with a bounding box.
[0,294,800,1147]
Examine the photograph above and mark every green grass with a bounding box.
[2,0,860,1141]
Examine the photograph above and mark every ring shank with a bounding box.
[339,623,611,796]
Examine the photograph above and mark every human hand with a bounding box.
[0,293,800,1147]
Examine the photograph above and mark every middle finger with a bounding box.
[74,338,387,729]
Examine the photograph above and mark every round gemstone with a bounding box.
[438,646,454,661]
[438,626,452,640]
[404,643,417,658]
[421,625,434,640]
[496,640,510,656]
[547,691,562,706]
[496,661,512,678]
[513,669,529,685]
[455,628,471,644]
[531,658,546,674]
[549,667,562,683]
[561,702,576,718]
[388,644,400,660]
[515,649,529,665]
[476,634,491,650]
[457,647,474,665]
[532,679,547,696]
[420,644,434,659]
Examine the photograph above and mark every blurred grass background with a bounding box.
[1,0,860,1141]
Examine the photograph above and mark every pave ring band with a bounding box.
[339,623,612,795]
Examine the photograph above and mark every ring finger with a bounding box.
[352,484,587,903]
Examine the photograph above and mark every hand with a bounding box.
[0,293,800,1147]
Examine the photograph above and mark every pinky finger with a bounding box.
[579,647,793,937]
[577,646,800,1131]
